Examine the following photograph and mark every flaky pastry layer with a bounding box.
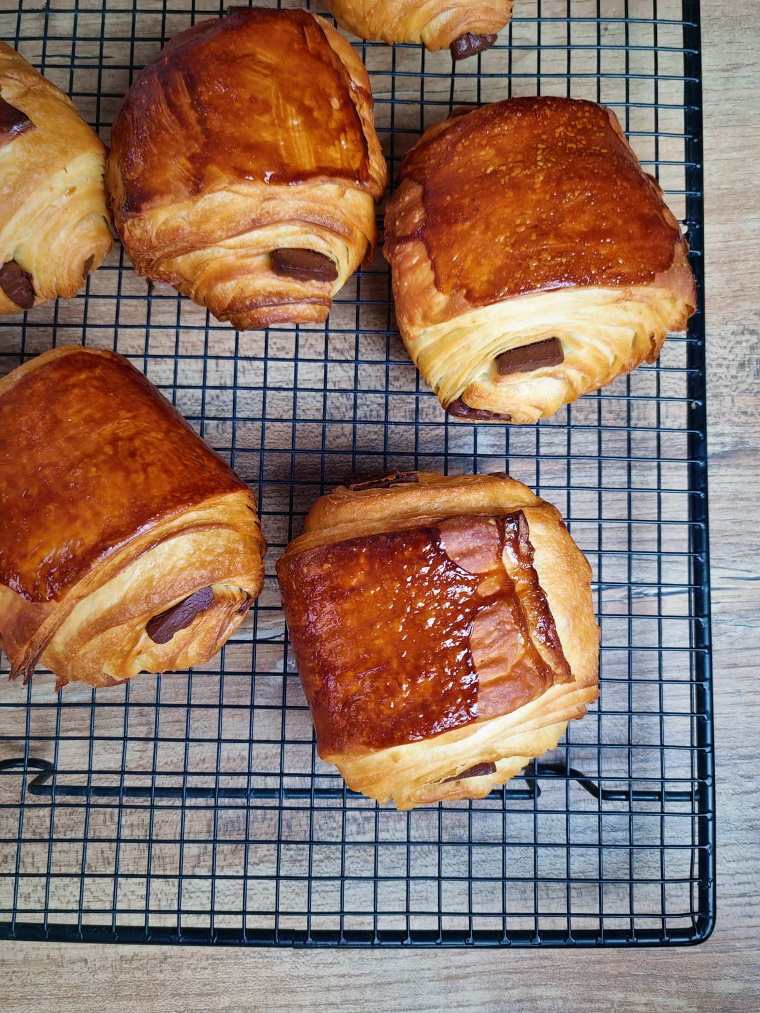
[403,284,694,424]
[279,472,599,809]
[0,41,112,314]
[328,0,513,50]
[107,9,387,330]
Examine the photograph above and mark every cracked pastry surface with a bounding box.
[277,471,599,809]
[0,41,112,315]
[0,346,266,690]
[106,7,386,330]
[384,97,696,424]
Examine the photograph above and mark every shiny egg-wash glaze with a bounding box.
[107,7,386,329]
[278,514,570,755]
[277,472,599,809]
[403,99,686,301]
[0,346,266,689]
[384,97,696,423]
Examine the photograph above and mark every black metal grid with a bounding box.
[0,0,713,946]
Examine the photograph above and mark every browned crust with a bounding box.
[277,511,571,755]
[384,97,696,340]
[0,346,250,602]
[109,9,383,218]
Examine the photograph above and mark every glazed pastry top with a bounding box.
[390,96,690,306]
[0,347,248,603]
[278,510,571,756]
[110,7,384,219]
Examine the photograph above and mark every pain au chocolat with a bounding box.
[0,42,112,315]
[106,8,387,330]
[277,471,599,809]
[328,0,513,59]
[0,346,266,690]
[384,97,696,424]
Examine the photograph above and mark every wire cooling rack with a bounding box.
[0,0,713,946]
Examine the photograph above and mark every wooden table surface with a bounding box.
[2,1,759,1009]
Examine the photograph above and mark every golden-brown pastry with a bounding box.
[107,8,387,330]
[277,471,599,809]
[0,41,112,315]
[328,0,514,59]
[384,97,696,424]
[0,345,266,690]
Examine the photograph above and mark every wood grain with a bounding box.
[1,0,759,1009]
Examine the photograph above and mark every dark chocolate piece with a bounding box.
[442,761,497,783]
[446,398,511,422]
[496,337,564,376]
[343,470,419,492]
[146,586,214,644]
[83,255,95,280]
[449,33,498,61]
[271,248,338,283]
[0,260,35,310]
[0,94,34,147]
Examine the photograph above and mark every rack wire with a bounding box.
[0,0,713,946]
